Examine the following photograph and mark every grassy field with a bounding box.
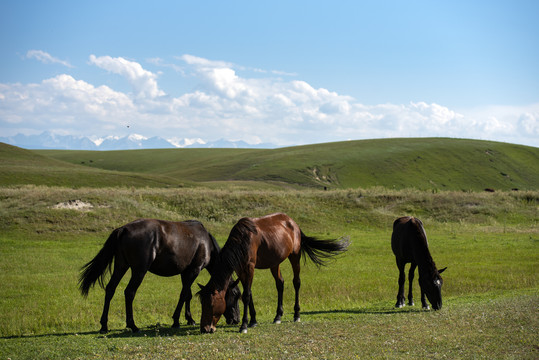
[0,186,537,359]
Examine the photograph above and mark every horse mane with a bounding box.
[211,217,257,288]
[410,217,440,280]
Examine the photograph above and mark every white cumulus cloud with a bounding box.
[89,55,164,98]
[1,54,538,147]
[26,50,73,68]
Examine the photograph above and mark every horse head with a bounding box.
[420,267,446,310]
[198,278,240,333]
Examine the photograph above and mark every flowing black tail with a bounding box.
[300,231,350,267]
[78,228,121,297]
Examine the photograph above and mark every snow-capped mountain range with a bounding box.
[0,132,277,150]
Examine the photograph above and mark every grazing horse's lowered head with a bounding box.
[419,266,447,310]
[198,278,241,333]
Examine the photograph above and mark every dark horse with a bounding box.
[391,216,446,310]
[198,213,350,333]
[79,219,241,333]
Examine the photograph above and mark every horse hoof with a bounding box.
[395,304,405,308]
[240,328,248,334]
[422,306,430,310]
[294,317,301,323]
[129,326,140,333]
[274,320,281,324]
[99,329,108,334]
[248,322,258,328]
[408,302,414,307]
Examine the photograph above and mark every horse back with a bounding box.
[120,219,214,276]
[248,213,300,268]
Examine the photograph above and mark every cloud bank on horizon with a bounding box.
[1,51,538,147]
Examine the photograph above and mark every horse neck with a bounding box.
[409,222,438,278]
[414,244,438,278]
[210,218,252,288]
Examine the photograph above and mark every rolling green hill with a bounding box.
[0,142,189,188]
[33,138,539,191]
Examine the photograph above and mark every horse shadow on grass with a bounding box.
[81,307,422,338]
[0,323,241,340]
[99,323,243,339]
[1,306,424,340]
[302,305,428,317]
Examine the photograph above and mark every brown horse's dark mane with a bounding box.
[210,217,258,290]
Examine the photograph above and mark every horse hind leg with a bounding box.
[407,263,417,306]
[99,260,128,333]
[290,254,301,322]
[124,269,147,333]
[270,265,284,324]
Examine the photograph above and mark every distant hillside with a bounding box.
[32,138,539,191]
[0,142,188,188]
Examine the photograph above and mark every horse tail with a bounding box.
[300,231,350,267]
[78,228,122,297]
[208,232,220,252]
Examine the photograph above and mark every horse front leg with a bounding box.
[420,286,430,310]
[248,292,258,328]
[239,285,251,333]
[395,260,406,308]
[172,270,199,327]
[270,266,284,324]
[239,266,256,333]
[407,263,417,306]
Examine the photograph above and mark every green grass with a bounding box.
[0,186,537,359]
[1,294,536,359]
[34,138,539,191]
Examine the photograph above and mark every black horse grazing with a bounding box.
[198,213,350,334]
[391,216,446,310]
[79,219,240,333]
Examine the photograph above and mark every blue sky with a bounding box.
[1,0,538,147]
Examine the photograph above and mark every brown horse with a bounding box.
[391,216,446,310]
[79,219,240,333]
[198,213,350,333]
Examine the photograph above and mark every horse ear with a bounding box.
[438,267,447,274]
[230,278,240,289]
[198,283,205,290]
